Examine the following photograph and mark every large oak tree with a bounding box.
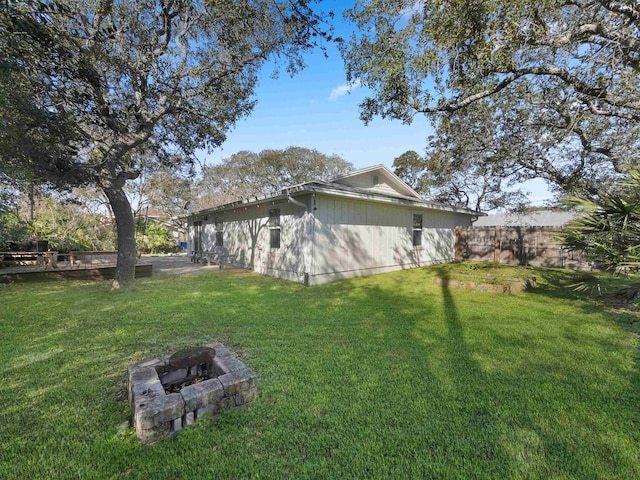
[195,147,353,208]
[342,0,640,200]
[1,0,331,286]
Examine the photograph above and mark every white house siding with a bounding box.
[189,197,312,283]
[189,193,473,285]
[309,195,472,284]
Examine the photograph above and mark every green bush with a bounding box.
[0,212,29,249]
[560,171,640,270]
[136,221,175,254]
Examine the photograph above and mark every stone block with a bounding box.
[130,380,165,410]
[129,366,164,408]
[214,355,246,374]
[218,368,256,396]
[208,343,233,359]
[235,388,258,406]
[197,403,217,418]
[158,368,187,385]
[181,378,224,412]
[137,421,171,445]
[172,418,183,432]
[128,358,165,375]
[510,281,524,294]
[184,411,195,426]
[135,392,185,431]
[216,396,235,410]
[129,366,160,385]
[131,378,164,396]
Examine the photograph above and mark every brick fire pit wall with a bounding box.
[128,343,257,444]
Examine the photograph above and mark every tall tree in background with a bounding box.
[125,162,195,232]
[196,147,353,208]
[392,101,529,212]
[342,0,640,199]
[2,0,332,286]
[393,149,528,213]
[392,150,427,194]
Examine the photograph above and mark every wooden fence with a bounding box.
[455,226,589,268]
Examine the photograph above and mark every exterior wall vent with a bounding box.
[372,175,379,186]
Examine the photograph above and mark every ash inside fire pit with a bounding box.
[159,346,216,394]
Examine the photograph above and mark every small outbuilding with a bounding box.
[187,165,481,284]
[472,210,575,227]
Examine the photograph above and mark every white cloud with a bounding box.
[329,80,361,101]
[400,0,425,18]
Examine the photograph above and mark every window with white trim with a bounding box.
[413,214,423,246]
[269,208,281,249]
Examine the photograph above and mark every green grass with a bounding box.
[1,264,639,479]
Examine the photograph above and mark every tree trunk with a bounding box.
[28,183,35,223]
[103,184,137,288]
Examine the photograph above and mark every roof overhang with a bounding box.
[185,182,484,220]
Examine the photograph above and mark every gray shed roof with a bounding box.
[473,210,575,227]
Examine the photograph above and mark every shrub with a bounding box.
[136,221,175,254]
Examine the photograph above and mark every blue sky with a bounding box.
[198,3,552,208]
[199,47,432,170]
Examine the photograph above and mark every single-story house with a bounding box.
[186,165,481,285]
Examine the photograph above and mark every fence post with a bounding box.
[455,226,462,261]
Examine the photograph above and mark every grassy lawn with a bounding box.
[1,264,638,479]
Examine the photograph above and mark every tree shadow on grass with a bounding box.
[3,269,640,478]
[430,268,640,478]
[433,269,512,475]
[521,266,640,335]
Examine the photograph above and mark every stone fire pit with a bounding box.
[128,343,257,444]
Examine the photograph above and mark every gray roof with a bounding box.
[188,180,482,218]
[473,210,575,227]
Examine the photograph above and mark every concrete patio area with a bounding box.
[138,254,247,276]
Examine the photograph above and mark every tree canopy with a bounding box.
[393,147,528,213]
[1,0,332,285]
[196,147,353,208]
[342,0,640,198]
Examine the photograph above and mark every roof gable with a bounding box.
[327,165,421,200]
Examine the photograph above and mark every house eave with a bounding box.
[185,182,483,220]
[307,184,483,216]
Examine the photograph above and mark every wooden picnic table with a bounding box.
[0,251,58,268]
[190,248,236,269]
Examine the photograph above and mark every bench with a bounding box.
[0,251,58,269]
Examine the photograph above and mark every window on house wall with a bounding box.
[215,216,223,247]
[269,208,281,249]
[413,214,423,246]
[192,221,203,252]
